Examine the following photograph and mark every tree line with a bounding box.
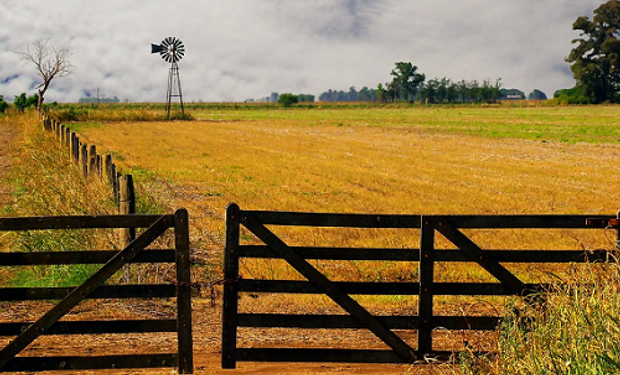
[318,69,545,104]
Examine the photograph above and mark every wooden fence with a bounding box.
[0,210,193,373]
[41,116,136,245]
[222,203,618,367]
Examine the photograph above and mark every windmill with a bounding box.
[151,37,185,118]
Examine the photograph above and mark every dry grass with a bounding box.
[72,107,620,256]
[69,106,620,353]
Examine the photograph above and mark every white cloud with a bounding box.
[0,1,607,102]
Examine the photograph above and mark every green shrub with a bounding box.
[278,93,299,107]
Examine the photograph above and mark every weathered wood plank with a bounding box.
[244,211,422,228]
[237,314,501,330]
[1,354,178,372]
[222,203,241,369]
[0,320,177,335]
[433,215,612,229]
[0,250,175,266]
[239,245,420,261]
[174,209,193,374]
[418,218,435,355]
[239,280,420,295]
[0,285,176,301]
[0,215,166,230]
[239,280,546,296]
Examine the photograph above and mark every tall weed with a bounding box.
[456,261,620,374]
[6,113,117,287]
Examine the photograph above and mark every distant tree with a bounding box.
[0,96,7,114]
[298,94,315,103]
[553,86,590,104]
[383,81,398,103]
[347,87,358,101]
[376,83,385,103]
[17,40,73,110]
[278,93,298,107]
[389,62,425,103]
[528,89,548,100]
[13,93,38,112]
[566,0,620,103]
[420,78,439,104]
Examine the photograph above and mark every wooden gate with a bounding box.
[222,203,616,367]
[0,209,193,373]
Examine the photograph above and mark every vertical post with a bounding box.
[174,209,194,374]
[89,145,97,178]
[119,175,136,247]
[80,144,88,178]
[111,164,118,203]
[222,203,240,369]
[104,155,113,184]
[70,133,77,162]
[96,154,103,179]
[418,216,435,356]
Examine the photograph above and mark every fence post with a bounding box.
[174,208,194,374]
[119,175,136,248]
[418,216,435,356]
[80,144,88,178]
[104,155,113,184]
[96,154,103,179]
[88,145,97,178]
[64,127,70,148]
[70,132,77,162]
[222,203,241,369]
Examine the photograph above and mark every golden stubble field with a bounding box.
[75,106,620,247]
[73,105,620,318]
[10,105,620,374]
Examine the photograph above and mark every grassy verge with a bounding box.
[456,262,620,374]
[5,112,118,287]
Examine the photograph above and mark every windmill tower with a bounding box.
[151,37,185,118]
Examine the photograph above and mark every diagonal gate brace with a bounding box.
[434,218,525,295]
[241,212,416,363]
[0,215,173,369]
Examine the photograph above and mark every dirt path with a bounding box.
[2,300,451,375]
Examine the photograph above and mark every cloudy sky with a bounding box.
[0,1,604,103]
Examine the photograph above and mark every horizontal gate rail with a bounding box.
[0,214,163,230]
[0,210,193,374]
[222,203,619,368]
[239,245,609,263]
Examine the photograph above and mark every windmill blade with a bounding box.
[151,44,164,54]
[153,36,185,63]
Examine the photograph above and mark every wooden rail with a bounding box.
[0,211,193,373]
[222,204,618,367]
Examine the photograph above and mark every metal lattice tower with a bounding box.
[151,37,185,118]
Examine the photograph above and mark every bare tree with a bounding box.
[18,40,73,110]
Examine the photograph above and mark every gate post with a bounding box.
[418,216,435,356]
[174,208,194,374]
[222,203,241,369]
